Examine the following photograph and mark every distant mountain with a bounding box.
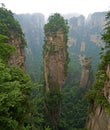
[63,13,80,19]
[67,12,107,83]
[14,12,107,83]
[15,13,45,81]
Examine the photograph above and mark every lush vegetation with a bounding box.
[0,6,106,130]
[60,85,88,130]
[0,8,45,130]
[44,13,69,42]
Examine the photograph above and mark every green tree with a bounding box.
[0,54,44,130]
[0,60,32,130]
[60,86,88,130]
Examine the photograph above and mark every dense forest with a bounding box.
[0,5,110,130]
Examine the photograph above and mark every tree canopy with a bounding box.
[44,13,69,38]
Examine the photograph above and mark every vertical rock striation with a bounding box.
[80,57,92,88]
[8,34,26,71]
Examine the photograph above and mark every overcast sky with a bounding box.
[1,0,110,17]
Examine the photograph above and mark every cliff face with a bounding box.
[8,34,25,71]
[87,64,110,130]
[79,57,92,88]
[44,30,67,91]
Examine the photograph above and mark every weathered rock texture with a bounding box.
[80,57,92,88]
[8,34,26,71]
[87,64,110,130]
[87,105,110,130]
[44,30,68,91]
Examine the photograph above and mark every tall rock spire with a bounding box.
[43,13,69,128]
[44,13,69,92]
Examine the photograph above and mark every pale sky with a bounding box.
[1,0,110,17]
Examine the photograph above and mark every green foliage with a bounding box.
[45,90,62,112]
[44,13,69,41]
[0,34,16,63]
[0,60,33,130]
[0,14,44,129]
[44,90,62,129]
[0,7,26,47]
[0,59,46,130]
[44,13,68,33]
[60,85,88,130]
